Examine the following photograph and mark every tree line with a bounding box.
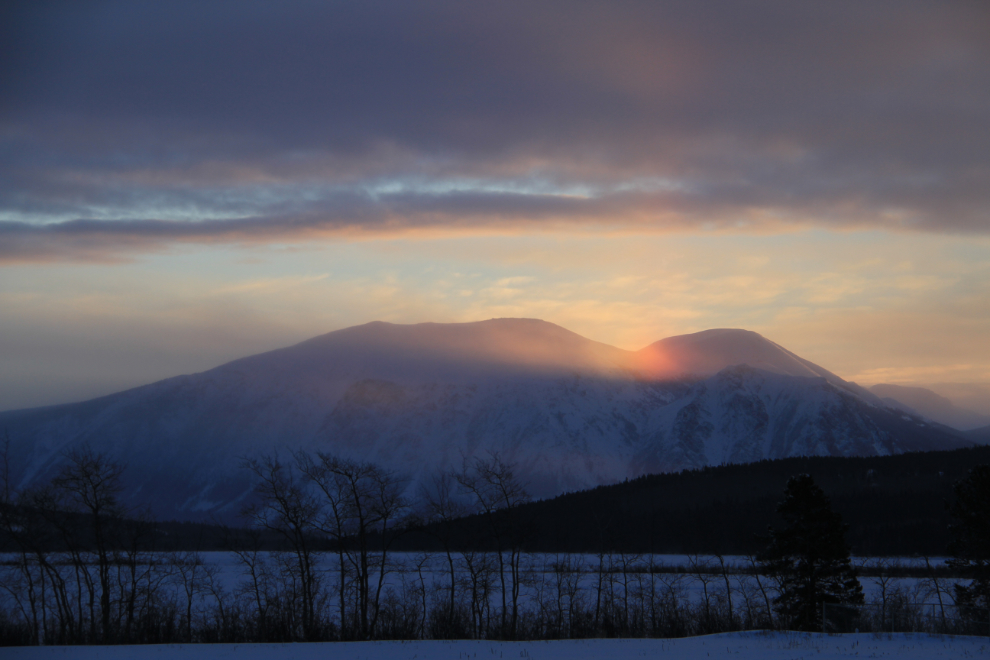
[1,439,988,645]
[401,446,990,557]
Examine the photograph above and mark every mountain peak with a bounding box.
[235,317,632,381]
[635,328,839,382]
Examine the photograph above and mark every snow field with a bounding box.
[2,632,987,659]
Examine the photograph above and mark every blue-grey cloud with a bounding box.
[1,0,988,261]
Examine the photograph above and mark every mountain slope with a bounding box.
[0,319,970,522]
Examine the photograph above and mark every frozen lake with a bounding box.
[164,551,952,605]
[1,550,971,645]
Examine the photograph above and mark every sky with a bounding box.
[1,1,989,412]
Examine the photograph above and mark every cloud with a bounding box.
[1,1,989,262]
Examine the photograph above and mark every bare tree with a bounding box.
[242,454,322,640]
[650,559,687,636]
[459,549,496,637]
[0,433,48,645]
[419,471,467,635]
[550,553,582,638]
[296,451,409,639]
[715,554,735,629]
[687,555,717,630]
[455,453,529,639]
[920,555,952,632]
[170,551,209,641]
[745,554,775,629]
[617,552,642,633]
[227,527,277,641]
[865,557,901,631]
[51,446,126,643]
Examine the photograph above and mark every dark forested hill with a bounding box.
[399,446,990,556]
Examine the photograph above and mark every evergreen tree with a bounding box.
[759,474,863,631]
[947,465,990,617]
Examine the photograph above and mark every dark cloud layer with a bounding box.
[1,1,988,261]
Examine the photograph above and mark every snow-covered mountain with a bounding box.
[0,319,970,522]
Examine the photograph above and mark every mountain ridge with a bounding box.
[869,382,990,431]
[0,319,972,522]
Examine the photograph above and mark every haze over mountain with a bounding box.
[922,383,990,419]
[0,319,971,522]
[869,383,990,431]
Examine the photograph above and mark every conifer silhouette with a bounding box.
[759,474,863,631]
[948,465,990,617]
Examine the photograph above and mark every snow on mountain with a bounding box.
[636,328,833,379]
[0,319,970,522]
[635,328,882,402]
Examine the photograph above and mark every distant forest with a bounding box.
[7,446,986,557]
[395,446,990,556]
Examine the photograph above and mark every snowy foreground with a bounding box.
[4,633,987,660]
